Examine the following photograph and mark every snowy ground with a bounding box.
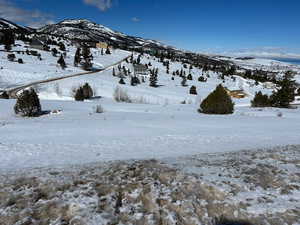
[1,44,300,171]
[1,98,300,172]
[0,41,130,89]
[0,145,299,225]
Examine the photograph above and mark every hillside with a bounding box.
[1,37,300,171]
[37,19,175,51]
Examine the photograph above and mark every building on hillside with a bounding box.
[225,88,248,99]
[133,64,149,79]
[263,82,276,89]
[30,38,45,50]
[96,42,108,49]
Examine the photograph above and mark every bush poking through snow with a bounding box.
[251,91,271,107]
[119,78,126,85]
[199,84,234,114]
[74,87,85,101]
[82,83,93,99]
[74,83,94,101]
[189,85,197,95]
[277,111,283,117]
[113,86,132,103]
[14,88,41,117]
[94,104,104,113]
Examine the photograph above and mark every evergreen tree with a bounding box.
[270,71,296,108]
[251,91,271,107]
[181,76,187,87]
[14,88,41,117]
[105,47,111,54]
[82,46,93,71]
[119,78,126,85]
[2,30,15,51]
[82,83,93,99]
[149,69,158,87]
[74,48,81,67]
[74,87,85,101]
[189,86,197,95]
[57,54,66,69]
[131,76,141,86]
[198,76,207,82]
[51,48,58,57]
[199,84,234,114]
[187,74,193,80]
[59,42,66,51]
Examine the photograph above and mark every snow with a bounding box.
[1,98,300,172]
[0,41,130,89]
[1,39,300,172]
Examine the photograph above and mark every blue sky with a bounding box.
[1,0,300,54]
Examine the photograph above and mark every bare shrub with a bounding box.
[94,104,104,113]
[113,86,132,103]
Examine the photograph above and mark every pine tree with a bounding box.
[131,76,140,86]
[82,46,93,71]
[74,87,85,101]
[189,86,197,95]
[181,76,187,87]
[251,91,271,107]
[187,74,193,80]
[199,84,234,114]
[3,30,15,51]
[119,78,126,85]
[51,48,58,57]
[149,69,158,87]
[270,71,296,108]
[74,48,81,67]
[105,47,111,54]
[14,88,41,117]
[57,54,66,69]
[59,42,66,51]
[82,83,93,99]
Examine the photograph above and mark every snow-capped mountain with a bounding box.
[37,19,174,51]
[0,18,32,33]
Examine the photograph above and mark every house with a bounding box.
[133,64,149,79]
[225,88,248,99]
[30,38,44,50]
[263,82,276,89]
[96,42,108,49]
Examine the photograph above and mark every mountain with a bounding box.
[37,19,175,51]
[0,18,32,33]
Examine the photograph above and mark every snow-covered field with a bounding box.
[1,97,300,172]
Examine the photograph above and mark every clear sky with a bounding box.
[1,0,300,54]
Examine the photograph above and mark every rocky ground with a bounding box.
[0,145,299,225]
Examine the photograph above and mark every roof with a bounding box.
[133,64,148,71]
